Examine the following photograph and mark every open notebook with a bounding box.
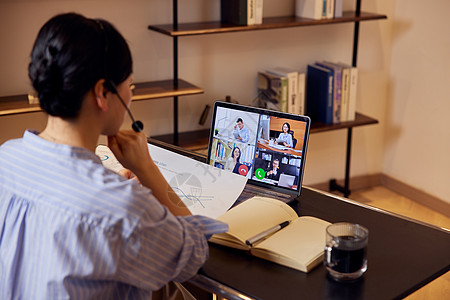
[207,101,311,204]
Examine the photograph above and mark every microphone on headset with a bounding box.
[95,19,143,133]
[107,80,144,133]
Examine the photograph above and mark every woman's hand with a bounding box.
[118,168,140,183]
[107,130,191,216]
[108,130,152,177]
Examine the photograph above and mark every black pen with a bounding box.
[245,220,291,246]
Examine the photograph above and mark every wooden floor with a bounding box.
[348,186,450,299]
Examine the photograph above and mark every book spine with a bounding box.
[221,0,248,25]
[248,0,256,25]
[325,73,334,124]
[295,0,324,20]
[215,141,219,159]
[334,0,343,18]
[297,73,306,115]
[316,62,342,124]
[347,67,358,121]
[255,0,263,24]
[306,64,333,124]
[280,77,288,113]
[286,72,299,114]
[326,0,335,19]
[340,67,350,122]
[333,68,342,124]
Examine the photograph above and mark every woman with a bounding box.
[0,13,227,299]
[276,122,294,148]
[225,146,241,174]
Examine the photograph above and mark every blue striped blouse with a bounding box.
[0,130,228,299]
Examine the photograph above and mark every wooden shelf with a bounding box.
[132,79,203,101]
[152,128,211,151]
[148,11,387,37]
[0,95,41,116]
[310,112,378,133]
[0,79,203,117]
[151,112,378,150]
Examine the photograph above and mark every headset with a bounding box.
[105,80,143,132]
[96,19,143,133]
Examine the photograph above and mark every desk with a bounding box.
[256,140,302,157]
[148,139,450,300]
[189,187,450,300]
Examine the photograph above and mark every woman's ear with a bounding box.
[93,79,109,111]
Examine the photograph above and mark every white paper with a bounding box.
[95,144,247,218]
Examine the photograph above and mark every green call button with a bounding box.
[255,168,265,180]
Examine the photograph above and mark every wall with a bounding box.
[0,1,390,193]
[384,0,450,204]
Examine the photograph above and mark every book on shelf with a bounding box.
[255,0,263,24]
[325,0,335,19]
[297,72,306,115]
[334,0,343,18]
[209,196,331,273]
[257,71,288,112]
[267,67,299,115]
[295,0,343,19]
[336,62,358,121]
[306,64,334,124]
[338,64,350,122]
[221,0,261,25]
[316,61,343,124]
[295,0,325,20]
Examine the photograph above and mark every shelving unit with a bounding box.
[0,1,387,197]
[147,0,386,196]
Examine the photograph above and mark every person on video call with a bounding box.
[276,122,294,148]
[0,13,228,299]
[225,146,242,174]
[266,159,281,181]
[232,117,249,143]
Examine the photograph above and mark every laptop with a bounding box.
[206,101,311,205]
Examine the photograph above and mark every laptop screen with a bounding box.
[207,101,311,196]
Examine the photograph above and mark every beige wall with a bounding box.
[2,1,445,204]
[384,0,450,204]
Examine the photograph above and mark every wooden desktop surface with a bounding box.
[193,187,450,300]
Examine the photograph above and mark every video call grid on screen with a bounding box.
[207,101,311,196]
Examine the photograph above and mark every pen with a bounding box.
[245,220,291,246]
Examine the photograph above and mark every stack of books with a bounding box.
[256,67,306,115]
[220,0,343,26]
[295,0,343,20]
[221,0,263,25]
[306,61,358,124]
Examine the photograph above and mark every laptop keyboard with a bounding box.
[235,184,294,206]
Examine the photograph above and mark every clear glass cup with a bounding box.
[324,223,369,281]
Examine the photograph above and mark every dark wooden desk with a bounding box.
[147,138,450,300]
[189,187,450,300]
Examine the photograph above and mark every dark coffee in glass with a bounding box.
[324,223,368,281]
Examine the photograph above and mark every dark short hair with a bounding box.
[236,118,243,123]
[28,13,132,118]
